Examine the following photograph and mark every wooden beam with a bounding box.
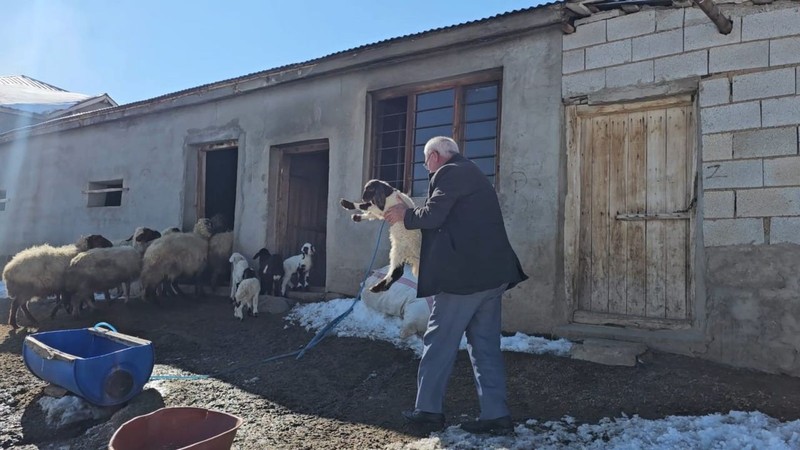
[692,0,733,34]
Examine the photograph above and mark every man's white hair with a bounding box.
[424,136,460,158]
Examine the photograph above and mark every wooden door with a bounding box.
[565,97,696,329]
[276,146,329,288]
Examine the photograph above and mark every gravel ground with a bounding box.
[2,294,800,449]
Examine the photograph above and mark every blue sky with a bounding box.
[2,0,549,105]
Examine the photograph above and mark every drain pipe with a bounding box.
[693,0,733,34]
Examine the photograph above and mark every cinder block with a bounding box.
[701,101,761,134]
[565,20,607,50]
[703,218,764,246]
[732,68,796,102]
[770,36,800,66]
[654,50,708,82]
[703,133,733,161]
[764,156,800,186]
[607,10,656,41]
[733,126,798,159]
[703,159,763,189]
[762,96,800,128]
[563,68,606,98]
[684,17,742,51]
[563,49,585,74]
[656,9,684,31]
[742,6,800,41]
[709,41,769,73]
[586,40,632,70]
[684,6,713,27]
[632,29,683,61]
[771,217,800,244]
[699,77,730,107]
[704,190,735,218]
[605,61,654,88]
[737,187,800,217]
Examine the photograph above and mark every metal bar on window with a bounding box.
[82,187,128,194]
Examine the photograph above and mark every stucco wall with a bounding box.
[0,17,564,333]
[561,1,800,375]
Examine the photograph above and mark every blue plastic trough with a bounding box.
[22,326,154,406]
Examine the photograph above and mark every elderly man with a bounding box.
[384,136,528,435]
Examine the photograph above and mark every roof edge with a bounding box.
[0,3,563,143]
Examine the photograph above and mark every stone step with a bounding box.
[569,338,648,367]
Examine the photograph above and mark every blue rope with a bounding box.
[147,220,385,380]
[296,221,385,359]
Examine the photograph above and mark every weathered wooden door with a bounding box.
[565,96,696,329]
[276,144,329,288]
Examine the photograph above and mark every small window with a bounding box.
[85,180,126,207]
[372,71,501,197]
[0,190,6,212]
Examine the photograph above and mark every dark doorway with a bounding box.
[200,147,238,230]
[277,146,328,288]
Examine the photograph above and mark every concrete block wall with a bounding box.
[563,2,800,377]
[563,3,800,249]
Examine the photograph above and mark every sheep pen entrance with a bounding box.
[198,143,238,232]
[275,141,329,290]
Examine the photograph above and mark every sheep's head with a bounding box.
[361,179,395,211]
[194,218,214,239]
[210,213,230,233]
[76,234,113,251]
[253,248,270,262]
[301,242,315,257]
[134,227,161,243]
[230,252,247,264]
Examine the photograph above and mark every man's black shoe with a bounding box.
[459,415,514,435]
[402,409,445,429]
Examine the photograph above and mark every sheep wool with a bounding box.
[234,278,261,320]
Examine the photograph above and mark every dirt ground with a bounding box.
[1,293,800,450]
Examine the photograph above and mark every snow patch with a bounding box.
[37,396,107,428]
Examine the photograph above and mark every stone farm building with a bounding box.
[0,0,798,376]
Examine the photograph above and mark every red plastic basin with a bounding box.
[108,407,243,450]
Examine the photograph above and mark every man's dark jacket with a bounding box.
[404,153,528,298]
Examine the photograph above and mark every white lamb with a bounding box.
[280,243,315,297]
[140,218,213,301]
[1,234,113,329]
[340,179,421,293]
[233,268,261,320]
[229,252,249,302]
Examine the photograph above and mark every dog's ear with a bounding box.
[373,185,387,210]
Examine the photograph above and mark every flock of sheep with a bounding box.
[1,214,317,329]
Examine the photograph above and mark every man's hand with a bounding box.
[384,204,408,225]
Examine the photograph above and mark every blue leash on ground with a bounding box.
[141,221,385,382]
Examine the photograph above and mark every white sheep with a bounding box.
[229,252,249,302]
[280,243,315,297]
[233,268,260,320]
[61,228,162,317]
[340,179,421,293]
[361,265,432,338]
[1,234,113,329]
[139,218,213,301]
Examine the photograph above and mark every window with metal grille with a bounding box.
[372,70,501,197]
[85,180,126,207]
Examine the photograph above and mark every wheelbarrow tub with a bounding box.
[108,407,244,450]
[22,327,154,406]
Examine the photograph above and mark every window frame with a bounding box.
[0,189,6,212]
[370,68,503,196]
[84,179,127,207]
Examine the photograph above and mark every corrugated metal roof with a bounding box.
[0,75,91,115]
